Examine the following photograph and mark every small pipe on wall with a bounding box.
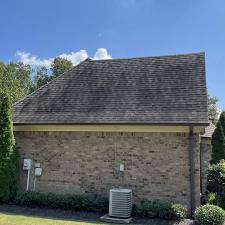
[26,169,31,191]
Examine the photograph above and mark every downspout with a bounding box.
[199,141,203,195]
[188,126,195,216]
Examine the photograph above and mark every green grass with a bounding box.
[0,212,108,225]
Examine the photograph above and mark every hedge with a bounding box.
[135,199,187,220]
[14,192,188,220]
[14,191,108,213]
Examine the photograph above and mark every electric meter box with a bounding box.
[35,167,42,176]
[120,163,125,172]
[23,159,32,170]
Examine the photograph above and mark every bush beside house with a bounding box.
[207,160,225,199]
[135,199,187,220]
[211,121,225,164]
[206,160,225,214]
[14,191,109,213]
[0,93,19,202]
[14,191,188,221]
[211,111,225,164]
[206,112,225,209]
[207,192,218,205]
[194,204,225,225]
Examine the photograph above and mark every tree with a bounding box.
[51,57,73,78]
[219,111,225,135]
[33,66,52,90]
[0,93,19,201]
[211,121,225,164]
[208,95,220,125]
[31,57,73,91]
[0,61,33,103]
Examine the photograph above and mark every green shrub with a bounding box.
[207,192,218,205]
[14,191,108,213]
[220,111,225,135]
[171,204,187,220]
[0,94,19,202]
[207,160,225,209]
[211,121,225,164]
[195,204,225,225]
[218,193,225,210]
[136,200,187,220]
[207,160,225,196]
[9,146,20,199]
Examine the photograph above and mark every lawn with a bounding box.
[0,204,193,225]
[0,212,107,225]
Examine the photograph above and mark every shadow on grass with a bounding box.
[0,204,106,224]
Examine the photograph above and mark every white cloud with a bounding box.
[58,50,88,65]
[93,48,112,60]
[15,48,111,68]
[16,51,52,68]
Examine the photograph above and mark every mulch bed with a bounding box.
[0,204,194,225]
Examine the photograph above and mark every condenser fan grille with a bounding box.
[109,189,132,218]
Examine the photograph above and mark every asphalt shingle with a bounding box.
[13,52,208,125]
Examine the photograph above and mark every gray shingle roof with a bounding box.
[13,52,208,125]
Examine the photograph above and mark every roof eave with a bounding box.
[13,122,210,126]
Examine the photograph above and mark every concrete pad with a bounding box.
[100,214,132,224]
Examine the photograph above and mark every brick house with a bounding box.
[13,52,209,214]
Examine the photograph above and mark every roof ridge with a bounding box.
[13,58,90,107]
[90,52,205,62]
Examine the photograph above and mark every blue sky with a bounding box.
[0,0,225,109]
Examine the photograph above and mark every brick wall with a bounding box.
[15,131,201,211]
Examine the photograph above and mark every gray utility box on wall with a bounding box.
[109,189,132,218]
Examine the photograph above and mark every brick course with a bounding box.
[15,131,201,211]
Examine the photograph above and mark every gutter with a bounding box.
[13,122,210,126]
[188,126,195,216]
